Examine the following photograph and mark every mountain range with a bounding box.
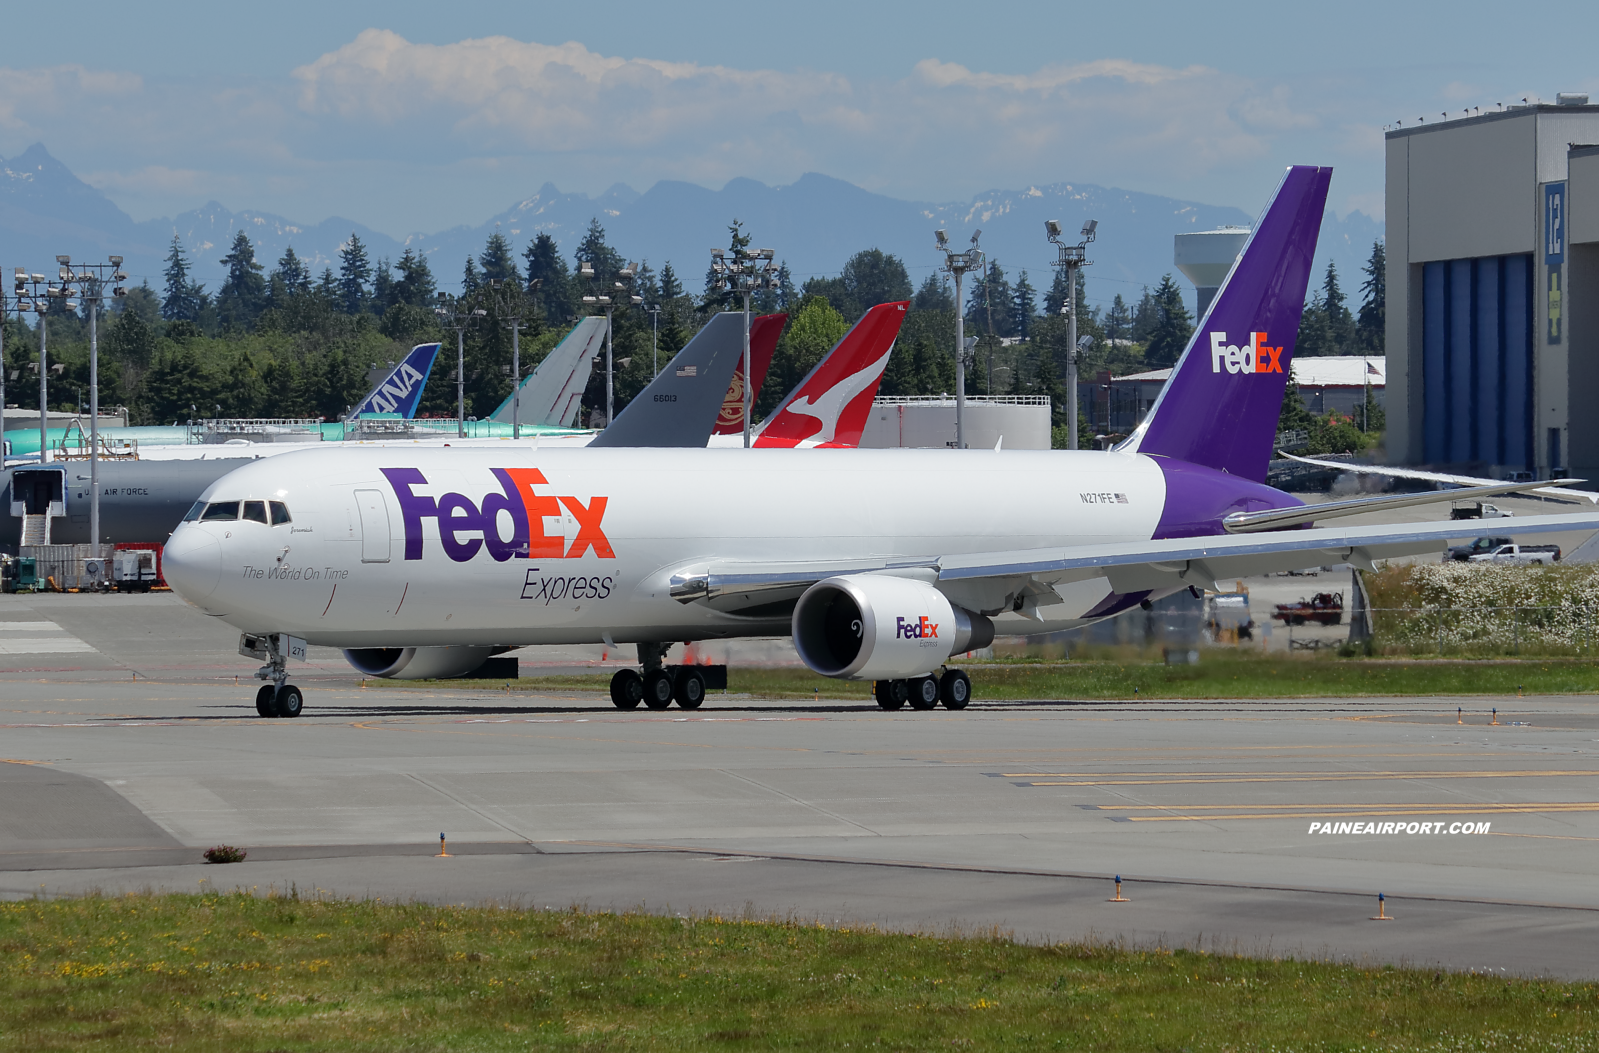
[1,143,1382,315]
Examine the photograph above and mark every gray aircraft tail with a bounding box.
[490,316,606,427]
[588,313,747,448]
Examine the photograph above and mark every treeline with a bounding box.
[0,220,1384,449]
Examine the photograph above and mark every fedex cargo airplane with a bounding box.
[162,166,1596,718]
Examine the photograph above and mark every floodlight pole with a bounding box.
[56,257,128,553]
[486,279,531,439]
[936,230,983,449]
[433,293,485,437]
[1048,220,1096,450]
[710,246,779,447]
[581,262,642,428]
[646,304,661,378]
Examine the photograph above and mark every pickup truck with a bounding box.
[1450,502,1515,520]
[1444,536,1514,561]
[1466,543,1561,565]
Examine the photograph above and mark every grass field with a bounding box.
[415,655,1599,701]
[4,893,1596,1052]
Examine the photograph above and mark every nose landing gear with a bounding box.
[241,633,306,718]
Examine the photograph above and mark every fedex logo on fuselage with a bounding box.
[896,616,939,640]
[1209,332,1284,375]
[381,467,613,564]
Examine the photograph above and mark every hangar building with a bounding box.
[1386,95,1599,481]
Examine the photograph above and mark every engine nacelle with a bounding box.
[343,645,505,680]
[792,574,994,680]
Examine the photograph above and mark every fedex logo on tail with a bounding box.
[1209,332,1284,376]
[896,615,939,640]
[381,467,613,564]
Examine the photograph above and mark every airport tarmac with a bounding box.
[4,592,1599,979]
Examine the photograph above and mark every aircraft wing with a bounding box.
[1281,452,1599,504]
[347,343,441,420]
[669,511,1599,615]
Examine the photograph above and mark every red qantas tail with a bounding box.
[753,301,908,448]
[711,313,787,435]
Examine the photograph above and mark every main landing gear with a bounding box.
[609,642,723,710]
[241,633,305,718]
[874,669,970,712]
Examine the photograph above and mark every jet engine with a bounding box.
[791,574,993,680]
[343,645,507,680]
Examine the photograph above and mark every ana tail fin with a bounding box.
[1122,165,1331,481]
[346,342,440,420]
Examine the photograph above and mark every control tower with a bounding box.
[1174,226,1250,320]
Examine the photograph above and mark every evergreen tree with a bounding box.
[775,262,796,311]
[216,231,266,331]
[461,257,481,296]
[479,230,521,285]
[1357,239,1386,353]
[106,302,157,369]
[316,267,339,300]
[576,218,625,290]
[275,245,311,295]
[913,273,954,313]
[523,233,573,324]
[658,261,685,302]
[1012,270,1037,340]
[1322,260,1355,352]
[1104,293,1131,345]
[337,233,372,315]
[1295,292,1335,357]
[1129,286,1158,344]
[372,258,395,314]
[160,235,204,322]
[392,249,436,307]
[967,260,1014,338]
[1143,274,1193,368]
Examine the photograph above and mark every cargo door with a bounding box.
[354,489,391,563]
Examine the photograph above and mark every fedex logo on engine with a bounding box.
[381,467,613,564]
[896,615,939,640]
[1209,332,1284,375]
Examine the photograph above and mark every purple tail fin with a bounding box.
[1126,165,1331,482]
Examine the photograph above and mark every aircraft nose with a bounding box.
[163,527,222,604]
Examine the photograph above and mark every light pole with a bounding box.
[581,261,642,428]
[645,303,661,378]
[1047,219,1097,450]
[485,278,537,439]
[13,268,64,464]
[935,229,983,449]
[0,284,9,458]
[709,246,779,447]
[56,255,128,551]
[434,292,488,436]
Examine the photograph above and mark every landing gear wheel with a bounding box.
[610,669,644,710]
[255,684,277,718]
[908,676,940,710]
[875,679,908,711]
[939,669,971,710]
[674,669,706,710]
[274,684,304,718]
[643,669,675,710]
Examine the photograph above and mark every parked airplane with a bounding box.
[347,342,442,420]
[160,166,1599,717]
[488,316,606,429]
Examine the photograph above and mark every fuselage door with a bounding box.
[354,489,391,563]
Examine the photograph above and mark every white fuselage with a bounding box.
[163,446,1169,648]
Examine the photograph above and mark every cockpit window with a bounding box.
[182,499,206,522]
[200,501,240,521]
[269,501,292,526]
[242,501,268,524]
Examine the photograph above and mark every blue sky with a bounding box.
[2,0,1594,235]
